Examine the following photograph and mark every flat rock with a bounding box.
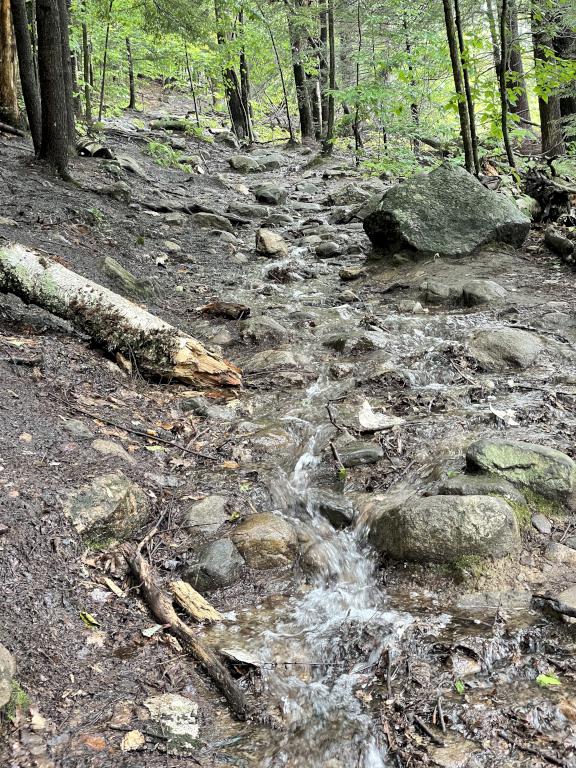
[532,512,552,535]
[102,256,154,299]
[251,152,284,170]
[467,328,543,369]
[337,440,384,467]
[185,495,229,533]
[229,154,261,173]
[438,473,526,506]
[252,182,287,205]
[308,489,355,528]
[91,439,135,463]
[239,315,287,343]
[421,279,462,304]
[213,130,239,148]
[191,212,233,233]
[551,585,576,618]
[367,494,519,563]
[0,643,15,708]
[183,538,244,590]
[63,471,148,541]
[256,228,289,257]
[144,693,199,754]
[315,241,341,258]
[467,438,576,510]
[363,163,530,257]
[545,542,576,567]
[228,201,269,219]
[339,266,366,281]
[456,590,532,612]
[462,279,507,306]
[231,513,298,569]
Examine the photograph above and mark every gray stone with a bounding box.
[252,182,287,205]
[421,279,462,304]
[180,396,236,422]
[183,538,244,590]
[339,266,366,281]
[0,643,15,708]
[338,440,384,467]
[256,228,289,257]
[532,512,552,535]
[252,152,284,170]
[144,693,199,754]
[438,473,526,506]
[315,241,341,258]
[164,211,187,226]
[213,130,239,148]
[363,164,530,257]
[60,417,94,439]
[98,181,131,203]
[162,240,181,253]
[239,316,288,344]
[63,472,148,540]
[191,212,233,233]
[467,328,543,369]
[231,513,298,569]
[550,585,576,618]
[456,590,532,612]
[102,256,154,299]
[368,494,519,563]
[462,279,507,306]
[229,154,262,173]
[544,542,576,567]
[228,201,270,219]
[308,489,355,527]
[326,184,372,207]
[185,495,229,533]
[291,200,323,212]
[466,438,576,510]
[91,439,135,464]
[321,328,388,355]
[245,348,312,373]
[545,226,574,258]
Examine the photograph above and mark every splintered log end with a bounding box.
[173,337,242,388]
[169,580,223,623]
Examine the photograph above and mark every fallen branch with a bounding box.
[169,580,223,622]
[497,730,567,767]
[0,121,25,137]
[0,243,241,388]
[125,547,248,720]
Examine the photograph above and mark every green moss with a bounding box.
[523,489,563,518]
[506,499,532,529]
[5,682,29,721]
[85,532,117,551]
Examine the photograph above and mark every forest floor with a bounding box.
[1,87,576,768]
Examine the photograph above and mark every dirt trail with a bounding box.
[1,91,576,768]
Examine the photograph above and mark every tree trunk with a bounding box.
[319,1,328,131]
[98,0,113,122]
[57,0,75,145]
[126,36,136,109]
[260,1,295,143]
[37,0,69,177]
[308,75,322,138]
[184,44,200,126]
[532,2,565,156]
[553,23,576,143]
[402,14,419,152]
[71,51,82,117]
[454,0,480,173]
[287,3,315,141]
[214,0,249,140]
[507,0,531,126]
[321,0,335,155]
[441,0,474,173]
[10,0,42,150]
[0,0,19,127]
[0,243,242,387]
[486,0,501,78]
[81,5,91,124]
[499,0,516,167]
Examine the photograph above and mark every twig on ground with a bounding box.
[497,730,568,767]
[413,715,444,746]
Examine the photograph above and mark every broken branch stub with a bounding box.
[0,243,241,387]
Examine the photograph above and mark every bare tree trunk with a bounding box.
[308,75,322,138]
[259,0,295,143]
[442,0,474,173]
[321,0,335,155]
[499,0,516,167]
[214,0,249,140]
[81,8,91,124]
[532,2,565,156]
[553,22,576,143]
[507,0,531,126]
[486,0,501,77]
[454,0,480,173]
[319,1,328,131]
[71,51,82,117]
[126,37,136,109]
[353,0,363,155]
[286,1,315,141]
[184,44,200,126]
[10,0,42,150]
[57,0,75,145]
[402,14,419,152]
[37,0,70,177]
[0,0,19,127]
[98,0,113,122]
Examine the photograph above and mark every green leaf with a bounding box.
[455,680,465,694]
[80,611,101,628]
[536,673,561,688]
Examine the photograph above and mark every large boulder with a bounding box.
[467,328,543,369]
[63,472,149,541]
[466,438,576,511]
[0,643,15,708]
[367,494,519,562]
[231,512,298,569]
[229,155,261,173]
[363,164,530,258]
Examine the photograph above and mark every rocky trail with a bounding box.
[1,93,576,768]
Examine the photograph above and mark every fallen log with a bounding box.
[0,121,25,137]
[0,243,241,387]
[125,548,248,720]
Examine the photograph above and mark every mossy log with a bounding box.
[0,243,241,387]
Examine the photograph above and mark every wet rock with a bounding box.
[339,266,366,281]
[456,590,532,612]
[363,163,530,257]
[60,417,94,439]
[163,240,181,253]
[466,438,576,510]
[180,396,236,422]
[63,472,148,540]
[321,328,388,355]
[544,542,576,567]
[164,211,187,226]
[228,201,269,219]
[438,473,526,506]
[308,489,355,528]
[451,652,481,678]
[291,200,323,212]
[337,440,384,467]
[545,225,574,259]
[239,315,288,344]
[467,328,543,369]
[368,494,519,562]
[102,256,154,299]
[255,228,289,257]
[532,513,552,535]
[252,182,287,205]
[263,212,294,227]
[551,585,576,619]
[421,279,462,304]
[462,279,507,306]
[0,643,15,708]
[229,154,261,173]
[183,538,244,590]
[245,349,315,384]
[231,513,298,569]
[91,439,135,464]
[330,400,404,433]
[191,212,233,233]
[144,693,199,754]
[185,495,229,533]
[429,737,480,768]
[315,241,341,258]
[252,151,284,170]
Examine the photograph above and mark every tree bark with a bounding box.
[126,37,136,109]
[507,0,531,126]
[454,0,480,174]
[259,0,295,143]
[98,0,113,122]
[286,1,315,141]
[319,1,328,131]
[321,0,335,155]
[441,0,474,173]
[184,44,200,126]
[37,0,69,177]
[0,243,242,387]
[553,22,576,143]
[499,0,516,167]
[10,0,42,150]
[0,0,19,127]
[57,0,75,145]
[214,0,249,140]
[81,4,91,124]
[532,2,566,156]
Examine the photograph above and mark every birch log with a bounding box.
[0,243,241,387]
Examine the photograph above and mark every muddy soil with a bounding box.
[1,89,576,768]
